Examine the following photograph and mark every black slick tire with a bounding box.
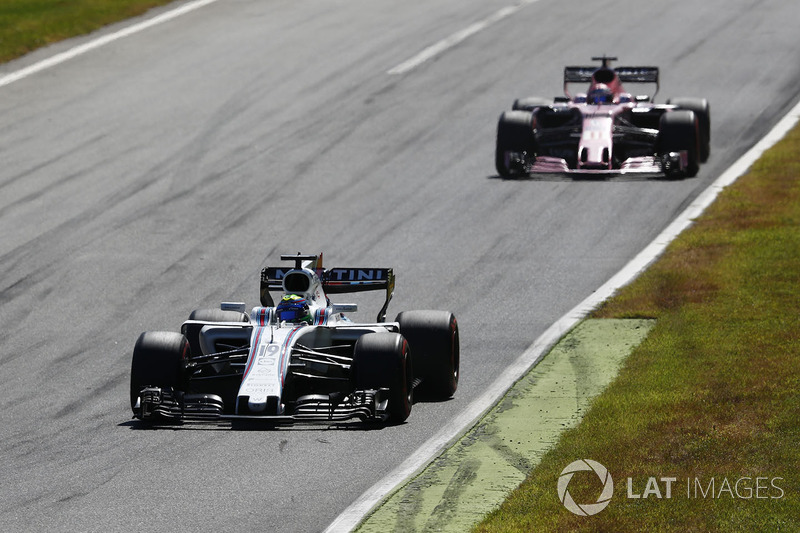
[395,310,459,399]
[659,110,700,178]
[130,331,188,414]
[188,308,248,322]
[512,96,552,112]
[353,333,413,424]
[495,110,535,177]
[183,308,248,358]
[667,97,710,162]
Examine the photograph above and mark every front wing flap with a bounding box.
[133,387,390,424]
[527,152,689,176]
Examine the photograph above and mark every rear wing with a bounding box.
[564,66,659,83]
[563,66,598,84]
[616,67,659,85]
[564,65,660,99]
[260,266,396,322]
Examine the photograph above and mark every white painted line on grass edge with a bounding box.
[324,100,800,532]
[387,0,541,75]
[0,0,220,89]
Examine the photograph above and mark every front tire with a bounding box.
[353,333,413,423]
[495,110,535,177]
[396,311,459,399]
[130,331,188,414]
[667,98,710,162]
[659,110,700,178]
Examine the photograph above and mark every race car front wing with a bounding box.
[133,387,391,424]
[504,152,691,177]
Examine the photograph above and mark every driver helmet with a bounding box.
[276,294,312,323]
[588,84,614,104]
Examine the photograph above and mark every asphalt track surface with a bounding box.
[1,0,799,531]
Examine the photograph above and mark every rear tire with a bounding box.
[188,308,248,323]
[396,311,459,399]
[495,110,534,177]
[183,308,248,358]
[512,96,552,111]
[130,331,188,414]
[659,110,700,178]
[353,333,412,423]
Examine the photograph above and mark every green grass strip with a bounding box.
[475,125,800,531]
[0,0,175,64]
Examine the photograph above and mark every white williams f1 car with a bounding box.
[130,254,459,425]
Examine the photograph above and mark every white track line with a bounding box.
[324,103,800,533]
[0,0,220,89]
[387,0,541,75]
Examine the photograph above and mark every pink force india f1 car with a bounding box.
[495,56,710,178]
[129,254,459,425]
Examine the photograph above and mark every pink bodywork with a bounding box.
[578,107,617,169]
[530,68,668,175]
